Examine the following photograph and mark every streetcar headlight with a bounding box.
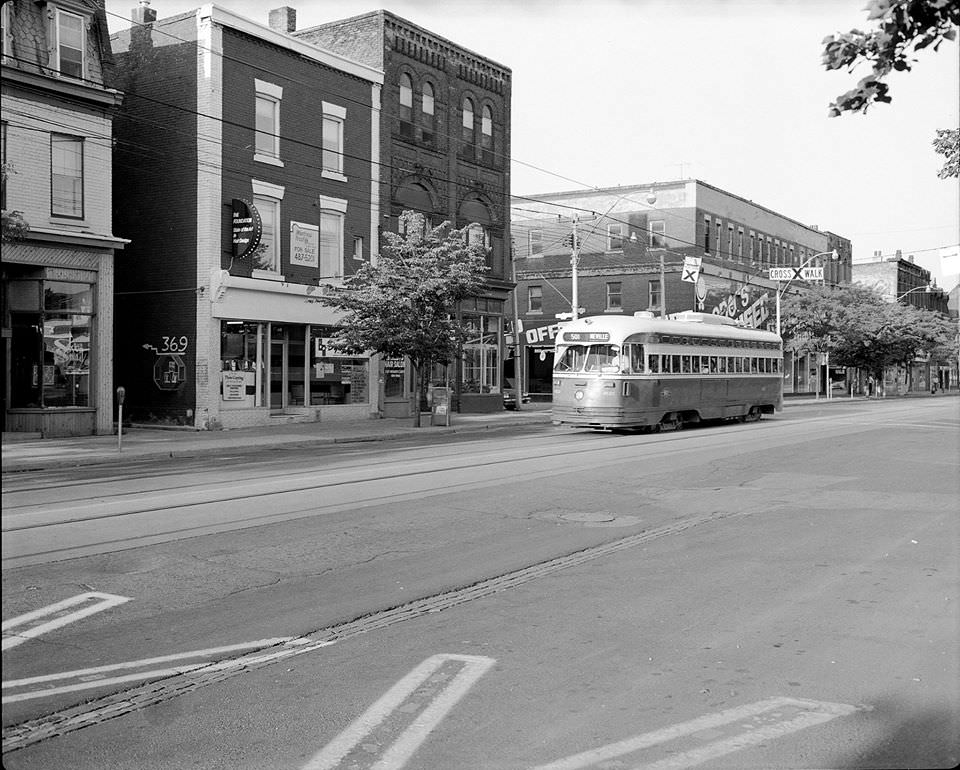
[575,391,584,400]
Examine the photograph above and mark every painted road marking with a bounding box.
[2,637,295,703]
[533,696,858,770]
[2,592,131,651]
[302,653,496,770]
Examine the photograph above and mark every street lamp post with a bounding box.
[774,250,839,337]
[895,284,933,303]
[773,249,838,400]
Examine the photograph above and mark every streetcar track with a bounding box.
[1,507,748,754]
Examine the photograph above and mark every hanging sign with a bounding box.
[232,198,262,259]
[681,256,702,283]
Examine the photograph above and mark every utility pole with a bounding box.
[571,215,580,320]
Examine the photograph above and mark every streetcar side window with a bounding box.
[555,345,587,372]
[648,354,660,373]
[628,344,645,374]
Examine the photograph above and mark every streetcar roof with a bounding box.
[556,312,781,344]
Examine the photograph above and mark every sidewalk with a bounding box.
[3,392,952,474]
[1,404,555,473]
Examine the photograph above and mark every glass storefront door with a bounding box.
[270,332,285,412]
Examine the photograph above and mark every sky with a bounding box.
[104,0,960,288]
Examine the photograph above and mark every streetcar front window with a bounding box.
[584,344,621,372]
[555,345,588,372]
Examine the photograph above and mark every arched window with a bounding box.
[462,97,475,144]
[399,73,413,121]
[421,82,435,144]
[481,105,493,148]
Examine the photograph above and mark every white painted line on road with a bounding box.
[532,696,858,770]
[636,705,855,770]
[1,637,295,703]
[2,592,131,651]
[302,653,495,770]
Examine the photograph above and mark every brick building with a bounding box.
[109,4,383,429]
[294,9,513,415]
[2,0,126,436]
[510,180,853,398]
[852,253,949,312]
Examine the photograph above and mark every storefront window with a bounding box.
[462,314,500,393]
[9,280,94,408]
[310,326,369,405]
[220,321,263,407]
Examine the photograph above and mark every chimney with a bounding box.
[132,0,158,24]
[269,7,297,33]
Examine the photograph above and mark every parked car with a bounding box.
[503,387,531,410]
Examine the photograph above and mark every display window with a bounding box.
[8,280,94,409]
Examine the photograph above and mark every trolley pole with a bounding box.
[571,215,580,320]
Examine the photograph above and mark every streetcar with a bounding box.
[552,311,783,431]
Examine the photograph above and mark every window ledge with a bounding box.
[321,170,348,183]
[254,153,285,167]
[251,270,285,281]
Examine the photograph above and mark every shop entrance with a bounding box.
[270,335,286,412]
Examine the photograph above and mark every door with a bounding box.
[270,333,286,413]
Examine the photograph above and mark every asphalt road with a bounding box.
[2,399,958,769]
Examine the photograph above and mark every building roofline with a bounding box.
[204,4,383,83]
[297,9,511,77]
[513,179,836,240]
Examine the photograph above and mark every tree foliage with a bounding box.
[318,211,488,425]
[822,0,959,116]
[1,162,29,242]
[780,283,956,383]
[933,127,959,179]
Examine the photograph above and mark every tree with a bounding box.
[821,0,959,116]
[780,284,957,393]
[933,128,959,179]
[1,161,29,242]
[318,211,489,426]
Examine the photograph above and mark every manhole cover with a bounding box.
[533,510,641,527]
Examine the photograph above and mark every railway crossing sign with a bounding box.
[769,266,824,281]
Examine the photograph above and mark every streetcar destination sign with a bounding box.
[768,267,824,281]
[562,332,611,342]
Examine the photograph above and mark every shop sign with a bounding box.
[221,371,246,400]
[315,337,354,358]
[700,277,773,330]
[525,323,562,345]
[290,221,319,268]
[232,198,262,259]
[154,354,186,390]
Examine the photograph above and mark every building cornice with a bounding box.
[1,64,124,110]
[23,227,130,250]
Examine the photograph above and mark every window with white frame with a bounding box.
[727,225,734,260]
[528,285,542,313]
[738,228,744,260]
[649,279,661,309]
[255,79,282,163]
[353,236,364,261]
[704,216,711,253]
[649,220,666,248]
[715,221,722,258]
[607,223,623,251]
[606,282,622,311]
[52,6,85,79]
[252,180,285,274]
[318,194,348,279]
[51,134,83,218]
[322,102,346,180]
[528,229,542,256]
[2,3,14,62]
[749,232,755,260]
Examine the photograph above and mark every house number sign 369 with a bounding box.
[161,336,189,353]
